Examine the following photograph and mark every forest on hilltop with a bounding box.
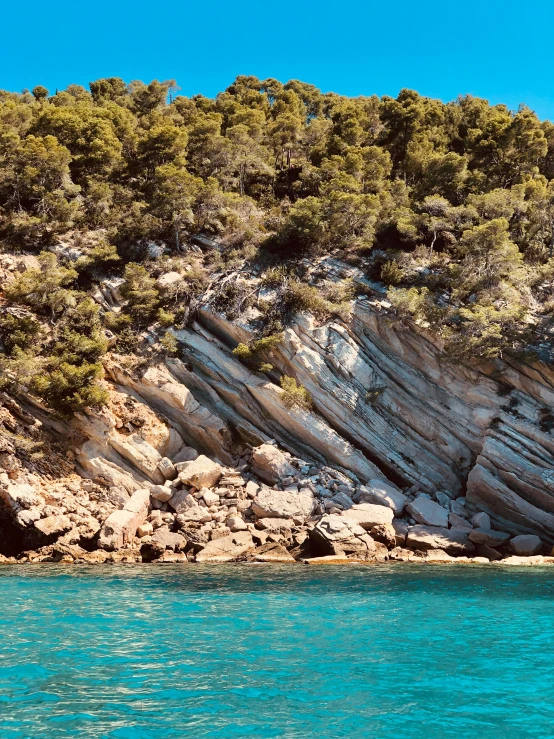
[2,75,554,414]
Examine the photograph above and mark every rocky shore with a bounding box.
[1,390,552,566]
[4,255,554,567]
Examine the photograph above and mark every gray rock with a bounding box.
[173,446,199,464]
[157,457,177,481]
[310,514,376,557]
[195,531,254,562]
[435,492,450,509]
[407,496,449,527]
[152,527,186,551]
[471,512,491,529]
[469,528,510,548]
[450,498,468,517]
[168,488,196,513]
[448,513,472,531]
[177,506,211,524]
[98,489,151,551]
[252,488,315,520]
[253,543,295,562]
[201,489,220,506]
[250,444,295,486]
[178,455,222,489]
[34,514,72,538]
[226,515,248,532]
[392,520,409,546]
[329,491,353,509]
[406,525,475,555]
[510,535,542,556]
[359,479,407,514]
[150,485,173,503]
[341,503,394,529]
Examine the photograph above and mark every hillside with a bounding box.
[1,77,554,563]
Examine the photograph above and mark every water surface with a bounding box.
[1,564,554,738]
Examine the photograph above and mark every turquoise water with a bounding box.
[1,565,554,739]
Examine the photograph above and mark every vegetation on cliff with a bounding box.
[2,75,554,412]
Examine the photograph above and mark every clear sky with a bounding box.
[2,0,554,118]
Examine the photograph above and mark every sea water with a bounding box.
[1,564,554,739]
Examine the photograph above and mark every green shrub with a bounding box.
[280,375,312,410]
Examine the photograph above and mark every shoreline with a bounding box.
[2,553,554,567]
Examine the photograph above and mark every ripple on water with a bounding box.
[1,564,554,738]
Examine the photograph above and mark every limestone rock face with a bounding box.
[12,258,554,552]
[250,445,295,485]
[406,525,475,555]
[251,488,315,520]
[177,456,222,489]
[407,497,449,528]
[98,488,150,551]
[195,531,254,562]
[341,503,394,529]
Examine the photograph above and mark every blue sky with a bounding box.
[2,0,554,118]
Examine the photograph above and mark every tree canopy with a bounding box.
[2,75,554,412]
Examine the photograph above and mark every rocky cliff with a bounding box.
[2,263,554,563]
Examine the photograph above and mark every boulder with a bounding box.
[392,520,409,546]
[202,490,220,506]
[173,446,199,464]
[156,271,182,291]
[1,482,41,511]
[226,515,248,532]
[251,488,315,520]
[98,488,150,551]
[150,485,173,503]
[406,524,475,555]
[341,503,394,529]
[469,528,510,548]
[109,434,165,484]
[407,496,449,527]
[245,481,260,498]
[370,523,396,549]
[253,543,296,562]
[329,491,353,510]
[177,506,211,524]
[16,508,42,527]
[195,531,255,562]
[178,455,222,489]
[510,534,542,556]
[471,512,491,529]
[34,515,72,538]
[137,522,153,538]
[157,457,177,481]
[474,543,504,561]
[255,517,294,535]
[250,444,295,485]
[359,479,407,514]
[168,488,196,513]
[449,498,468,517]
[310,514,376,557]
[448,513,472,531]
[152,527,186,551]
